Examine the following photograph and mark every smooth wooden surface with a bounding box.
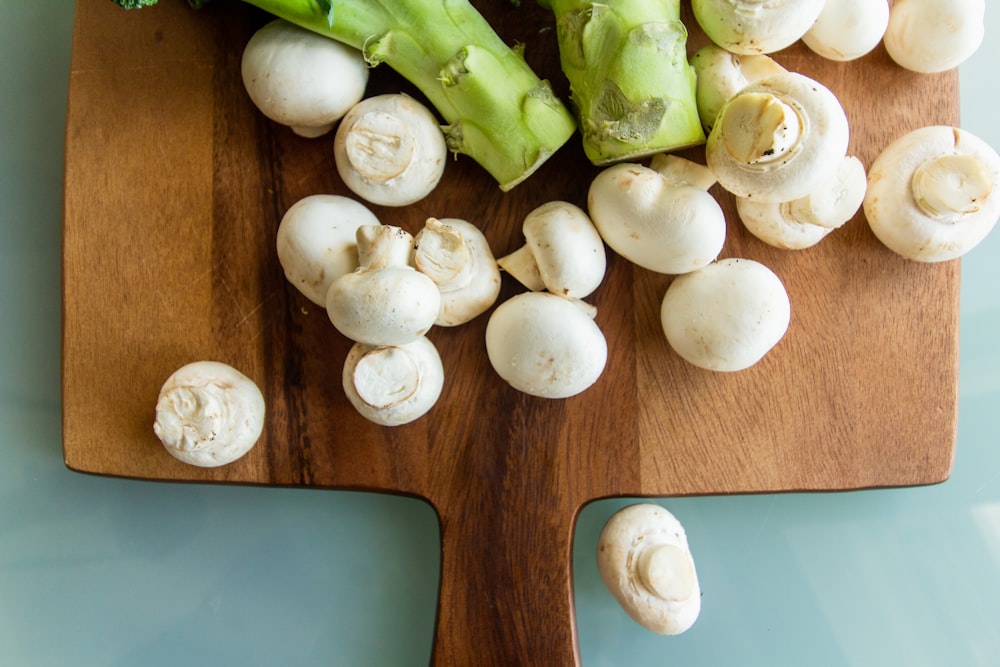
[62,1,960,664]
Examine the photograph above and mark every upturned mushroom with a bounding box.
[276,194,381,306]
[802,0,890,62]
[342,336,444,426]
[241,19,369,138]
[153,361,265,468]
[597,503,701,636]
[485,292,607,399]
[691,0,826,55]
[705,72,850,204]
[689,44,786,133]
[883,0,985,74]
[497,201,607,299]
[326,225,441,346]
[412,217,501,326]
[863,125,1000,262]
[334,93,448,207]
[587,154,726,275]
[661,258,791,371]
[736,156,868,250]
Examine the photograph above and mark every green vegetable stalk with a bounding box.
[542,0,705,165]
[111,0,578,191]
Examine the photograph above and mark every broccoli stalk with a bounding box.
[542,0,705,165]
[111,0,578,191]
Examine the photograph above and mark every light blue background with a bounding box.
[2,3,998,665]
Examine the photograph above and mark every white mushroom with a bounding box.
[690,44,786,133]
[342,337,444,426]
[705,72,850,204]
[412,217,501,326]
[276,194,381,306]
[587,154,726,275]
[485,292,607,399]
[661,258,791,371]
[497,201,607,299]
[864,125,1000,262]
[334,93,448,207]
[883,0,986,74]
[597,503,701,636]
[326,225,441,345]
[802,0,890,62]
[241,19,369,138]
[153,361,265,467]
[737,156,868,249]
[691,0,826,55]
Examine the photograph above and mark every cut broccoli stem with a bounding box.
[113,0,578,190]
[544,0,705,165]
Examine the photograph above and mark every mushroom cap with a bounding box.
[334,93,447,207]
[342,337,444,426]
[520,201,607,299]
[153,361,265,467]
[706,72,850,203]
[883,0,985,74]
[413,217,501,326]
[597,503,701,636]
[661,258,791,371]
[276,194,381,306]
[241,19,368,138]
[485,292,607,399]
[690,44,786,133]
[691,0,826,55]
[588,161,726,275]
[864,125,1000,262]
[802,0,890,62]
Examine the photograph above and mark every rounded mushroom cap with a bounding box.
[706,72,850,203]
[802,0,890,62]
[153,361,265,467]
[883,0,985,74]
[690,44,786,133]
[241,19,368,138]
[413,217,501,326]
[276,194,381,305]
[597,503,701,636]
[661,258,791,371]
[864,125,1000,262]
[334,93,447,207]
[522,201,607,299]
[485,292,607,399]
[588,162,726,275]
[691,0,826,55]
[342,337,444,426]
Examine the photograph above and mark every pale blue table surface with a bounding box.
[3,3,999,666]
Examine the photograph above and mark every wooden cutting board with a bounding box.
[62,0,960,664]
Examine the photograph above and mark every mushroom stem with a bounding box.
[351,346,420,409]
[637,544,697,602]
[343,110,416,183]
[912,154,994,223]
[496,244,546,292]
[357,224,414,270]
[413,218,475,292]
[720,92,803,166]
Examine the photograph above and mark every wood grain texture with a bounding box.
[62,1,959,664]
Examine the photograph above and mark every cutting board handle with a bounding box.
[430,500,581,666]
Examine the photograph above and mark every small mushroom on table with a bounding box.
[691,0,826,55]
[883,0,985,74]
[342,337,444,426]
[597,503,701,636]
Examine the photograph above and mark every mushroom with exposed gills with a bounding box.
[802,0,890,62]
[412,217,502,326]
[326,225,441,346]
[497,201,607,299]
[485,292,607,399]
[153,361,266,468]
[342,336,444,426]
[689,44,786,133]
[334,93,448,207]
[864,126,1000,262]
[241,19,368,138]
[597,503,701,635]
[883,0,985,74]
[691,0,826,55]
[705,71,850,204]
[736,156,868,250]
[276,194,382,306]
